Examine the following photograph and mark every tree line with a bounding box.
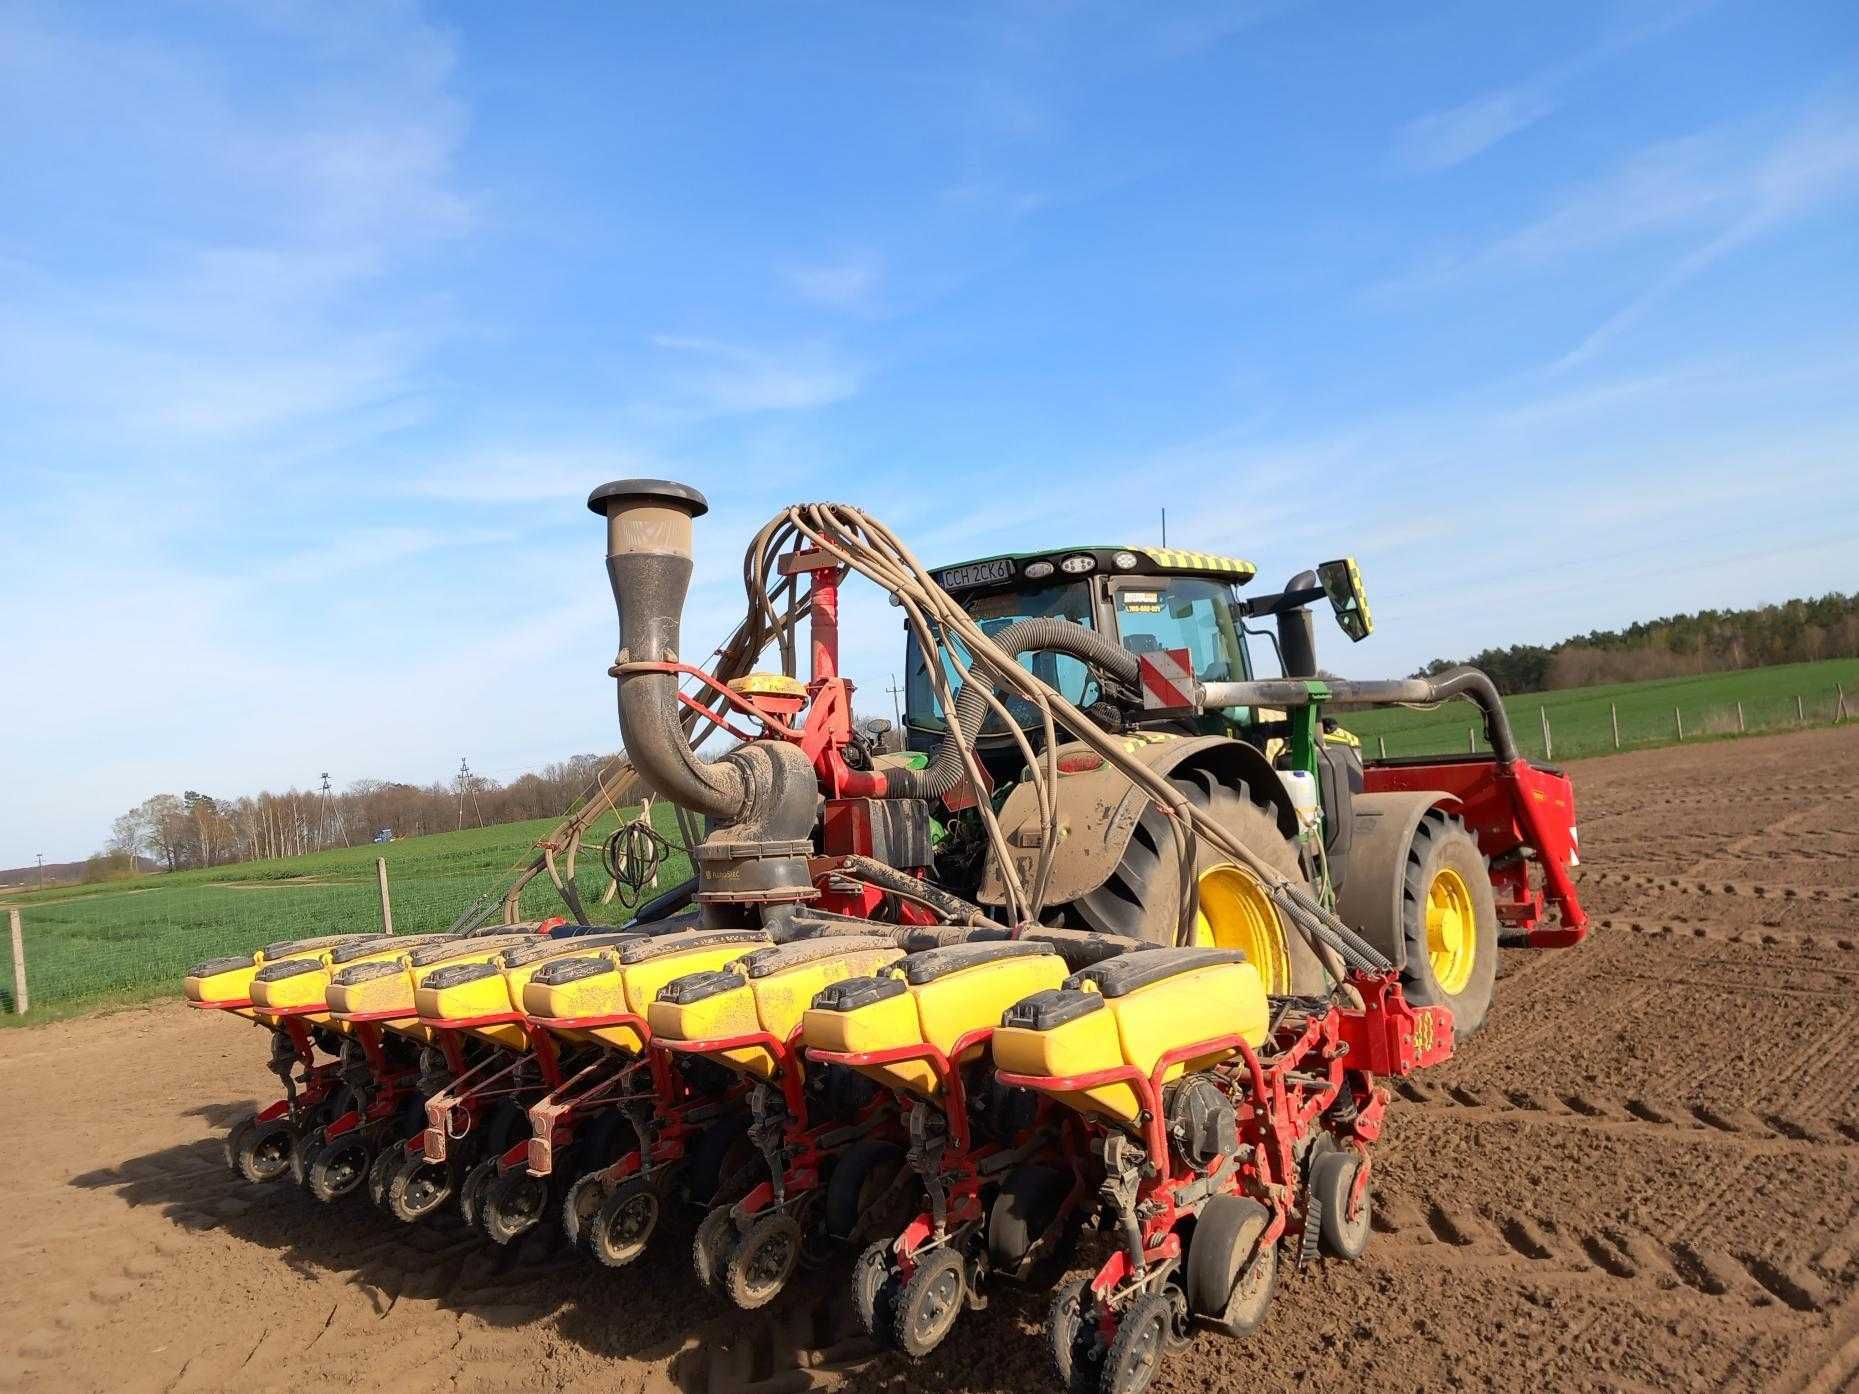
[95,755,615,879]
[1415,591,1859,695]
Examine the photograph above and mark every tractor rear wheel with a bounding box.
[1396,812,1498,1037]
[1074,769,1325,995]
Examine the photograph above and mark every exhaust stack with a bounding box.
[589,480,819,931]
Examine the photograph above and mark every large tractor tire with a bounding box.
[1395,811,1498,1037]
[1073,768,1326,996]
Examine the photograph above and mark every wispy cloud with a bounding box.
[1391,2,1709,173]
[648,335,864,415]
[1553,102,1859,370]
[783,251,885,311]
[1395,86,1559,174]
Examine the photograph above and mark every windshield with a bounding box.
[904,581,1102,733]
[1111,577,1248,683]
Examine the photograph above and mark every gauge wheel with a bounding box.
[1309,1151,1371,1260]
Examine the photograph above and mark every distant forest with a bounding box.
[1416,592,1859,695]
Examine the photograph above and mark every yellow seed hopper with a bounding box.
[992,946,1270,1125]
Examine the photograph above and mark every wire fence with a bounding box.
[2,805,694,1019]
[1351,679,1852,763]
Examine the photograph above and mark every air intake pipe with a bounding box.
[589,480,820,930]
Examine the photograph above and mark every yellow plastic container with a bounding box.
[247,935,454,1027]
[650,935,903,1080]
[522,930,771,1052]
[993,947,1269,1124]
[183,933,373,1016]
[414,933,640,1048]
[804,940,1067,1099]
[327,934,538,1042]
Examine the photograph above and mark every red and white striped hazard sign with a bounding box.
[1139,647,1197,710]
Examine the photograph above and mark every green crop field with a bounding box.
[1340,657,1858,761]
[2,802,692,1022]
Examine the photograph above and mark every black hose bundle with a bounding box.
[602,817,675,910]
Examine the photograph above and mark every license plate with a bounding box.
[939,558,1015,589]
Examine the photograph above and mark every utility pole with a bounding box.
[886,674,905,731]
[456,758,484,829]
[319,772,332,852]
[1161,508,1168,547]
[35,854,44,889]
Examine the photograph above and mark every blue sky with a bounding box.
[3,1,1857,863]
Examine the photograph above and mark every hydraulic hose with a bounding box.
[1201,665,1519,764]
[881,617,1138,801]
[834,855,1011,930]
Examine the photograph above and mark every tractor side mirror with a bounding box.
[1317,557,1372,643]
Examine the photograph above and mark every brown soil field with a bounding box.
[4,724,1857,1394]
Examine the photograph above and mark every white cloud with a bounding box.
[783,251,884,311]
[1394,86,1559,174]
[1390,2,1708,174]
[648,335,864,416]
[1552,104,1859,371]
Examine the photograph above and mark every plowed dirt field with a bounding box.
[4,725,1857,1394]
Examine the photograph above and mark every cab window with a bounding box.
[904,581,1101,733]
[1111,577,1249,683]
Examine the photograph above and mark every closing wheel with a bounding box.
[851,1238,900,1348]
[562,1169,613,1252]
[1186,1194,1274,1337]
[385,1150,454,1223]
[458,1155,501,1230]
[692,1205,737,1294]
[826,1139,905,1242]
[1161,1282,1192,1354]
[306,1133,371,1203]
[229,1117,295,1185]
[1309,1151,1371,1260]
[1099,1292,1169,1394]
[481,1169,550,1246]
[892,1247,966,1359]
[1396,811,1499,1037]
[725,1212,803,1310]
[1048,1277,1100,1394]
[1076,769,1325,994]
[587,1177,661,1268]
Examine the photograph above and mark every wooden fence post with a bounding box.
[1540,706,1552,761]
[8,907,26,1015]
[1377,735,1387,759]
[1610,702,1620,750]
[1736,701,1745,734]
[1468,727,1476,753]
[1797,694,1805,723]
[376,857,395,936]
[1675,707,1684,741]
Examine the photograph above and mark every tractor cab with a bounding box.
[903,545,1262,751]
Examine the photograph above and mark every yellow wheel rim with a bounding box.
[1194,864,1292,995]
[1425,867,1477,995]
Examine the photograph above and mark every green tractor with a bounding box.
[892,543,1584,1035]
